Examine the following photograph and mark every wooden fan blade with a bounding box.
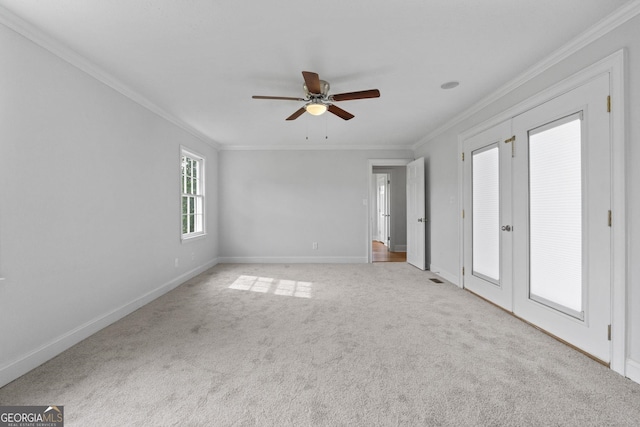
[331,89,380,101]
[328,104,354,120]
[302,71,321,94]
[286,107,306,121]
[253,95,305,101]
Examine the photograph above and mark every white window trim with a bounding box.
[180,146,206,242]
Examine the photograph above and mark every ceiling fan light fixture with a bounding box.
[305,101,328,116]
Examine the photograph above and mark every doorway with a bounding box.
[367,159,411,263]
[371,167,407,263]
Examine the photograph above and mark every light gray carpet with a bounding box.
[1,263,639,426]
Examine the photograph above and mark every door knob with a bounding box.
[501,225,511,231]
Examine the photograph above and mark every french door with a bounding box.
[463,74,612,362]
[512,73,611,362]
[463,120,513,311]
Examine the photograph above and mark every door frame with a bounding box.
[457,49,626,375]
[367,159,412,263]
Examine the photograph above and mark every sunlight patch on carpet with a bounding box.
[229,275,312,298]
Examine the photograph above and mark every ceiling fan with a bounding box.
[252,71,380,121]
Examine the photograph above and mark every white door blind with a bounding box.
[472,145,500,282]
[528,114,583,316]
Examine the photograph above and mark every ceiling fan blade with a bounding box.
[328,104,354,120]
[302,71,321,94]
[331,89,380,101]
[252,95,305,101]
[286,107,306,121]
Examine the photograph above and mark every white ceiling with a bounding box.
[0,0,631,149]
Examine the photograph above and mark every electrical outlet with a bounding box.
[312,242,318,250]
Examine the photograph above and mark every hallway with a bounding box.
[372,240,406,262]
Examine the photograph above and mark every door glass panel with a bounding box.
[472,145,500,283]
[528,115,583,316]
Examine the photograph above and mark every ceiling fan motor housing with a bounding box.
[304,80,330,97]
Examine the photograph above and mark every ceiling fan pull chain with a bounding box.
[325,115,328,140]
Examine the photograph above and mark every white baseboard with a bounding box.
[429,264,460,287]
[0,258,218,388]
[218,256,368,264]
[626,358,640,385]
[393,245,407,252]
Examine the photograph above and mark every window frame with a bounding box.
[180,146,206,241]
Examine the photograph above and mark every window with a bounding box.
[181,148,205,239]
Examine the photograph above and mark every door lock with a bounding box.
[501,225,512,231]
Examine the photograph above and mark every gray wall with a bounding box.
[219,150,412,262]
[0,24,219,386]
[414,14,640,379]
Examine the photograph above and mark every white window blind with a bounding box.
[472,145,500,282]
[528,114,582,315]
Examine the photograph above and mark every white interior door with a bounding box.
[407,158,425,270]
[463,120,513,311]
[512,73,611,362]
[376,174,390,244]
[385,176,390,247]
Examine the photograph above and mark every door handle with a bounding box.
[501,225,511,231]
[418,218,427,222]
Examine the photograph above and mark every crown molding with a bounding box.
[0,5,221,150]
[219,143,415,151]
[412,0,640,151]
